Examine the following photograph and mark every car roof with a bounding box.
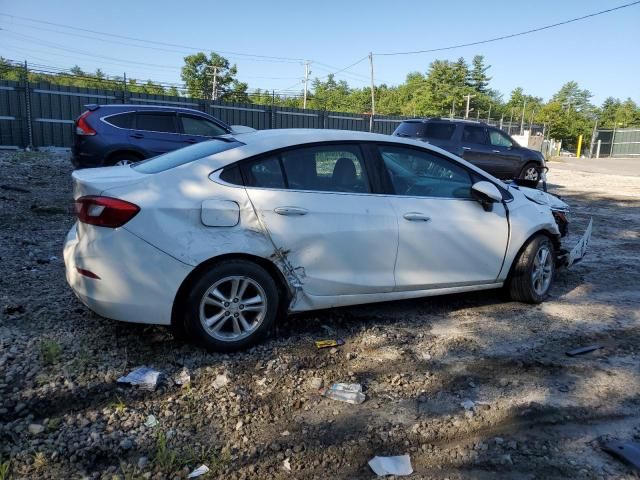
[401,118,488,126]
[90,104,208,116]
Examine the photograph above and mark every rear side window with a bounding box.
[136,113,176,133]
[394,122,455,140]
[133,139,244,174]
[245,157,286,189]
[280,144,370,193]
[104,112,134,129]
[180,115,228,137]
[462,126,489,145]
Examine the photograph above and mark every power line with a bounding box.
[374,1,640,56]
[0,13,306,63]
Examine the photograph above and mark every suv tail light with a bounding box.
[74,196,139,228]
[75,110,96,136]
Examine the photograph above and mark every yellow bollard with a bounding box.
[576,134,583,158]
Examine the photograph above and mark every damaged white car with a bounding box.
[64,129,592,350]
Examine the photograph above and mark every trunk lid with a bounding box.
[72,166,148,198]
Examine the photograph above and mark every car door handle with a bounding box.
[403,212,431,222]
[130,133,144,139]
[492,149,501,153]
[186,138,198,144]
[274,207,308,216]
[462,146,471,151]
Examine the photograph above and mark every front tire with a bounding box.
[508,235,555,304]
[520,162,541,183]
[182,260,279,351]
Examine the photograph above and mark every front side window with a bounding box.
[379,145,472,199]
[462,126,488,145]
[180,115,228,137]
[135,113,177,133]
[489,129,513,148]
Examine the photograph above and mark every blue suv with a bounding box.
[72,104,232,168]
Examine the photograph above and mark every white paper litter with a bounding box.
[283,458,291,471]
[330,383,362,393]
[368,454,413,476]
[187,464,210,478]
[117,367,161,390]
[144,415,158,428]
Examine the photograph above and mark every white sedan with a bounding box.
[64,129,591,351]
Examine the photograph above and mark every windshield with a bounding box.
[133,139,244,174]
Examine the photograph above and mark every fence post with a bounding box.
[610,128,616,158]
[23,60,34,150]
[123,72,128,104]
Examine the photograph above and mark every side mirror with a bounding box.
[471,181,503,211]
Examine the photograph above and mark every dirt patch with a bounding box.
[1,153,639,479]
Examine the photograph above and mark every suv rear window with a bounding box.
[133,139,244,174]
[395,122,456,140]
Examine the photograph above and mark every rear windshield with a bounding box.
[395,122,456,140]
[133,139,244,174]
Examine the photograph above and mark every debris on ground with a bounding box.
[116,366,162,390]
[174,367,191,386]
[368,454,413,476]
[315,339,345,349]
[320,383,366,404]
[187,464,210,478]
[602,441,640,471]
[460,400,475,411]
[212,373,229,389]
[566,344,603,356]
[283,458,291,471]
[144,415,158,428]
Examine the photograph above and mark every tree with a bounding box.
[470,55,491,93]
[181,52,247,101]
[599,97,620,128]
[551,81,593,113]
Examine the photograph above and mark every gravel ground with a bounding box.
[1,152,639,479]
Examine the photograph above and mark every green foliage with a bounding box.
[0,458,10,480]
[39,339,62,365]
[180,52,248,101]
[153,431,178,471]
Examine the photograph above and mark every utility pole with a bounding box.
[368,52,375,132]
[487,104,491,122]
[451,99,455,118]
[303,61,310,110]
[520,100,527,135]
[208,65,219,101]
[464,94,475,119]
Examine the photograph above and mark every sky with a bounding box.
[0,0,638,105]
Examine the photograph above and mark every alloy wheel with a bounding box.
[198,276,267,341]
[524,167,539,181]
[531,245,553,295]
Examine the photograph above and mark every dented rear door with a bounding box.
[242,143,398,296]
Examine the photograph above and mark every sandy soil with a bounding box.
[0,152,639,479]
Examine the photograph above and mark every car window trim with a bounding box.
[100,110,137,130]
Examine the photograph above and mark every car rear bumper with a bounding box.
[63,223,193,325]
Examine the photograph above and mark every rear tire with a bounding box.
[107,152,142,166]
[182,260,279,352]
[508,234,555,304]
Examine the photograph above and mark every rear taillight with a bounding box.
[75,111,96,136]
[74,196,139,228]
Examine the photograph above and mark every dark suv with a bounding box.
[72,104,232,168]
[393,118,545,183]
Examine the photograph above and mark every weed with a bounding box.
[33,452,47,471]
[108,396,126,416]
[70,348,97,374]
[47,417,62,431]
[40,339,62,365]
[152,431,177,471]
[0,459,10,480]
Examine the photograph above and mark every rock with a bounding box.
[498,454,513,465]
[213,374,229,389]
[270,442,281,452]
[119,438,133,450]
[28,423,45,435]
[137,456,148,469]
[461,400,475,411]
[309,377,324,390]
